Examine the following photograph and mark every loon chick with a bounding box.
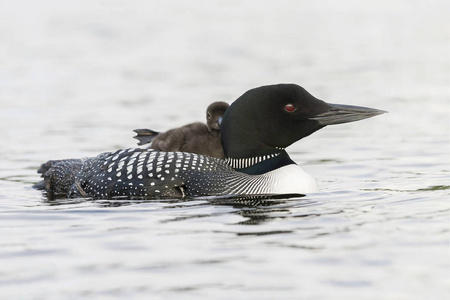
[34,84,386,199]
[133,101,229,158]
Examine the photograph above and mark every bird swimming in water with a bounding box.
[133,101,229,158]
[34,84,386,199]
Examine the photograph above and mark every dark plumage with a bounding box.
[133,101,229,158]
[34,159,84,197]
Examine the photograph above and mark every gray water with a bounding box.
[0,1,449,299]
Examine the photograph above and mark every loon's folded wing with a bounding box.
[76,149,193,199]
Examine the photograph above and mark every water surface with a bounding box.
[0,1,449,299]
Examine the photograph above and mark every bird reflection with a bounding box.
[42,193,321,229]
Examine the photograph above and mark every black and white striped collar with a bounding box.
[225,152,282,169]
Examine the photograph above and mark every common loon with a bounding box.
[133,101,229,158]
[34,84,385,199]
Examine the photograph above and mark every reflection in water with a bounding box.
[41,193,327,229]
[42,193,188,207]
[42,193,307,208]
[158,194,326,230]
[43,197,93,206]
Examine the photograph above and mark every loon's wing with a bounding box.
[76,149,195,199]
[133,128,160,146]
[34,148,233,199]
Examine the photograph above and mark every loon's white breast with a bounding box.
[263,164,318,194]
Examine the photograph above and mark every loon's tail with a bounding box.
[33,159,83,197]
[33,160,54,190]
[133,128,160,146]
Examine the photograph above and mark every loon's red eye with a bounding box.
[284,104,296,112]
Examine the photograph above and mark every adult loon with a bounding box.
[34,84,385,199]
[133,101,229,158]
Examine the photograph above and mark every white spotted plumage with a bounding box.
[45,147,317,199]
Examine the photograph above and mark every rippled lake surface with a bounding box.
[0,1,449,299]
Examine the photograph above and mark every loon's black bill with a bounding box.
[310,103,387,126]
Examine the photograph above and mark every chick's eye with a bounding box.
[284,104,296,112]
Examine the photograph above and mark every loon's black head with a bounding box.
[221,84,386,159]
